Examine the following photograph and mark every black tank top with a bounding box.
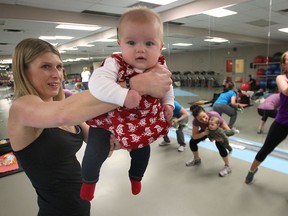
[14,127,90,216]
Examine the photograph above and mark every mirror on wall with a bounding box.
[1,0,288,151]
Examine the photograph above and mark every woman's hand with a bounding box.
[130,64,172,98]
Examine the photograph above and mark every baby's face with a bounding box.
[208,121,218,130]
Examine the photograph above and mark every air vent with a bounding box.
[246,19,277,27]
[82,10,121,18]
[166,21,184,26]
[3,29,24,33]
[128,2,159,9]
[278,8,288,13]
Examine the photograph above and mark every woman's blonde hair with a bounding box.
[117,6,163,42]
[280,51,288,74]
[12,38,64,100]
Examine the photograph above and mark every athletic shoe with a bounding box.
[232,127,240,134]
[178,145,185,152]
[245,168,258,184]
[159,141,171,146]
[185,158,201,167]
[219,165,232,177]
[233,129,240,134]
[257,129,263,134]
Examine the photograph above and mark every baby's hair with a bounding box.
[209,116,220,126]
[117,6,163,41]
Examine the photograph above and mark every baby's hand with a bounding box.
[163,104,174,121]
[124,89,141,109]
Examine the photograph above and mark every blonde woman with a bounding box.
[8,38,172,215]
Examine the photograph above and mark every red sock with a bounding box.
[80,183,96,201]
[130,179,141,195]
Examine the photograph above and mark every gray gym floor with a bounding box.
[1,85,288,216]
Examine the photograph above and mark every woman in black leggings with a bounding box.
[245,51,288,184]
[186,104,232,177]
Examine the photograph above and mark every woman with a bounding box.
[245,51,288,184]
[186,104,232,177]
[8,38,172,216]
[256,93,280,134]
[213,82,241,129]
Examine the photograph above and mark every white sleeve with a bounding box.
[88,57,129,106]
[161,61,175,108]
[161,84,175,108]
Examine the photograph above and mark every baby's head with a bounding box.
[208,116,221,131]
[117,6,164,70]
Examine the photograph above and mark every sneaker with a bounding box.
[185,158,201,167]
[159,141,171,146]
[257,129,263,134]
[233,129,240,134]
[232,127,240,134]
[178,145,185,152]
[245,168,258,184]
[219,165,232,177]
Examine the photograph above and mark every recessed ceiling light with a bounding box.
[173,43,192,46]
[139,0,178,5]
[39,36,74,40]
[202,8,237,17]
[204,37,229,43]
[56,24,101,31]
[278,28,288,33]
[96,39,117,42]
[78,44,95,47]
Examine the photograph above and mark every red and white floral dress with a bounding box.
[86,54,170,149]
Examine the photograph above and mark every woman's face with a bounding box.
[196,111,209,124]
[282,53,288,71]
[26,52,63,101]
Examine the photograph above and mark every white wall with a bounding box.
[163,43,288,85]
[64,43,288,82]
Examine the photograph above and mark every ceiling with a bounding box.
[0,0,288,66]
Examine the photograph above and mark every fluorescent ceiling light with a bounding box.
[202,8,237,17]
[204,37,229,43]
[173,43,192,46]
[65,47,78,51]
[39,36,74,40]
[96,39,117,42]
[140,0,178,5]
[112,51,122,54]
[278,28,288,33]
[78,44,95,47]
[0,59,12,64]
[56,24,100,31]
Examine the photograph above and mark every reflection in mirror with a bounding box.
[162,0,288,153]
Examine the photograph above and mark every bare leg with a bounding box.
[249,159,261,172]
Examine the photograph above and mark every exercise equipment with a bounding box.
[240,81,251,91]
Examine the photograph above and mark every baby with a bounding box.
[208,116,239,154]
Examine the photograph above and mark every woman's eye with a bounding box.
[57,65,63,70]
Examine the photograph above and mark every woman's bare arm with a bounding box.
[10,91,118,129]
